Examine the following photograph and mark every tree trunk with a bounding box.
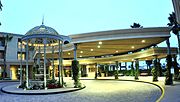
[176,34,180,60]
[165,39,173,85]
[3,43,7,78]
[173,55,179,80]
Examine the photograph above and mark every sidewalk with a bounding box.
[0,78,85,95]
[161,81,180,102]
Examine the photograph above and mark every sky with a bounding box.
[0,0,177,48]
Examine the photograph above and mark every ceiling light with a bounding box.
[90,49,94,51]
[99,41,102,45]
[97,45,101,48]
[141,40,146,43]
[131,46,135,49]
[80,55,82,57]
[80,51,83,53]
[68,53,71,55]
[116,50,118,53]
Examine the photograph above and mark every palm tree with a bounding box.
[167,12,180,81]
[167,12,180,57]
[0,0,2,26]
[2,34,13,78]
[130,23,143,28]
[0,0,2,11]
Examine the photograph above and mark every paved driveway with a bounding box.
[0,80,161,102]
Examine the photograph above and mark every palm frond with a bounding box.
[0,0,2,11]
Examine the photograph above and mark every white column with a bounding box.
[52,45,55,80]
[20,41,23,86]
[58,40,61,86]
[60,41,63,86]
[25,40,29,88]
[43,38,47,89]
[74,44,77,60]
[38,46,41,69]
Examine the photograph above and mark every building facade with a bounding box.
[0,26,178,80]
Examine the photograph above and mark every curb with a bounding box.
[1,85,86,95]
[0,80,19,83]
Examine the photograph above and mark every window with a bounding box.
[17,53,25,60]
[0,37,5,46]
[0,51,4,59]
[18,38,25,49]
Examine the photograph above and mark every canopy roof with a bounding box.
[26,24,59,35]
[22,24,72,47]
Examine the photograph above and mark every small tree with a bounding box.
[165,55,173,85]
[134,60,139,80]
[151,59,158,82]
[72,60,81,88]
[130,23,143,28]
[2,34,13,78]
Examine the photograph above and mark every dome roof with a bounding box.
[26,24,59,35]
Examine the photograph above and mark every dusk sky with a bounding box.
[0,0,177,47]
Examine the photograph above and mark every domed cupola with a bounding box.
[25,24,59,35]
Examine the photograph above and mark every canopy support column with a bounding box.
[60,40,64,86]
[52,45,55,80]
[43,38,47,89]
[20,40,23,86]
[58,40,61,86]
[95,63,98,79]
[25,40,29,88]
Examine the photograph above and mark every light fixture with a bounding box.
[131,46,135,49]
[80,51,83,53]
[68,53,71,55]
[97,45,101,48]
[90,49,94,51]
[80,55,82,57]
[99,41,102,45]
[141,40,146,43]
[116,50,119,53]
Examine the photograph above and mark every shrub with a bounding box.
[47,79,62,89]
[151,67,158,82]
[72,60,81,88]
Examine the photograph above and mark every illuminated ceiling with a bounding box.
[34,27,177,64]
